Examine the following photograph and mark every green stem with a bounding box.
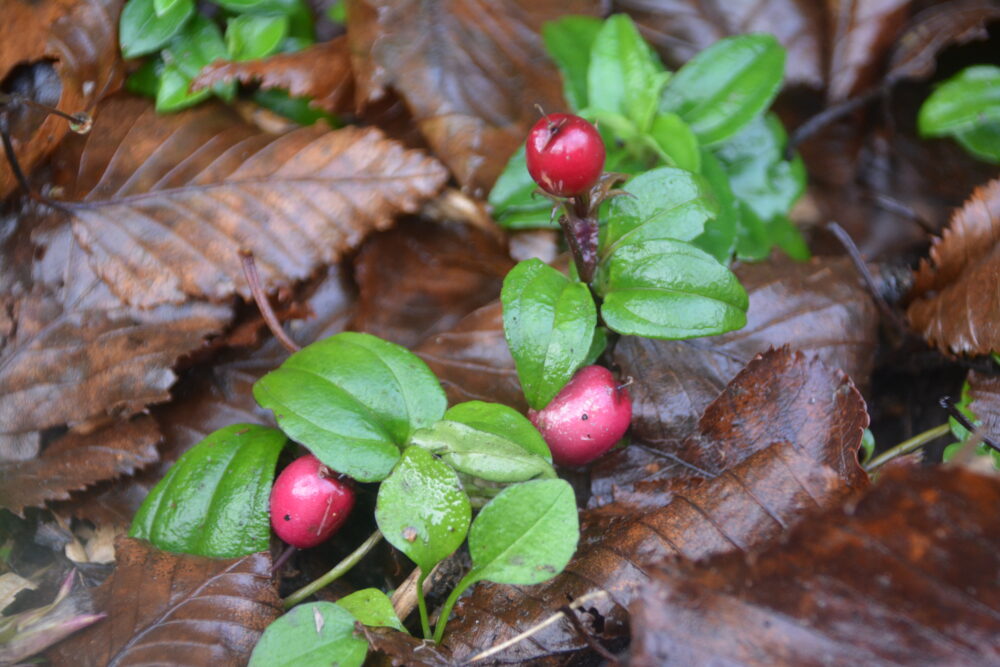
[416,570,431,639]
[863,423,950,472]
[282,530,383,609]
[432,571,477,644]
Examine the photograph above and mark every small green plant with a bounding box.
[919,65,1000,164]
[942,381,1000,468]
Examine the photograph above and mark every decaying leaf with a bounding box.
[362,625,454,667]
[969,369,1000,443]
[825,0,911,101]
[45,537,281,667]
[51,94,448,308]
[630,465,1000,666]
[908,178,1000,355]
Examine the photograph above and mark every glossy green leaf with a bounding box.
[119,0,195,58]
[154,0,182,17]
[226,14,289,61]
[248,602,367,667]
[693,150,739,263]
[156,15,232,112]
[584,326,608,366]
[336,589,406,632]
[647,112,701,171]
[129,424,286,558]
[919,66,1000,137]
[955,122,1000,163]
[597,239,748,339]
[488,144,556,230]
[542,16,602,111]
[211,0,270,9]
[126,57,164,98]
[661,34,785,145]
[254,332,447,482]
[601,167,718,257]
[443,402,550,459]
[587,14,668,131]
[253,89,338,127]
[375,447,471,573]
[501,259,597,410]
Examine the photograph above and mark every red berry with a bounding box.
[529,366,632,466]
[270,455,355,549]
[525,113,605,197]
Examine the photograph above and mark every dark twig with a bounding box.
[271,544,298,575]
[239,250,301,354]
[869,193,936,235]
[0,112,39,201]
[940,396,1000,455]
[785,87,883,159]
[0,92,92,129]
[559,602,619,665]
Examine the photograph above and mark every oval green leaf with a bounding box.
[336,589,406,633]
[129,424,287,558]
[226,13,289,62]
[120,0,195,58]
[375,447,471,573]
[955,122,1000,163]
[693,150,739,264]
[156,15,231,112]
[444,401,550,460]
[501,260,597,410]
[661,33,785,146]
[918,65,1000,138]
[647,112,701,172]
[542,16,602,112]
[488,144,556,230]
[248,602,367,667]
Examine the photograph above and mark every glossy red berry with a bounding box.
[525,113,605,197]
[270,455,355,549]
[528,365,632,466]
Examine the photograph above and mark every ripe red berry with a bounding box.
[528,365,632,466]
[270,455,355,549]
[525,113,605,197]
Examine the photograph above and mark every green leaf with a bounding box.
[327,0,347,24]
[601,166,718,257]
[860,428,875,463]
[253,332,447,482]
[501,260,597,410]
[587,14,668,131]
[119,0,195,59]
[375,447,471,573]
[919,66,1000,138]
[596,239,748,339]
[211,0,270,9]
[129,424,287,558]
[488,144,556,230]
[647,112,701,172]
[693,150,739,263]
[156,15,231,112]
[126,57,164,98]
[253,89,339,127]
[443,402,550,459]
[248,602,367,667]
[154,0,183,17]
[661,34,785,145]
[955,121,1000,163]
[542,16,602,111]
[226,13,289,61]
[336,589,406,632]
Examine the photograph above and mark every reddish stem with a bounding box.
[240,251,301,354]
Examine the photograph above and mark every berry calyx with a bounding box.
[528,365,632,466]
[270,455,356,549]
[526,113,606,198]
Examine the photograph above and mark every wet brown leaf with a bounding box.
[826,0,911,101]
[630,465,1000,666]
[0,416,160,515]
[443,349,869,662]
[0,0,124,199]
[347,0,600,196]
[908,178,1000,355]
[969,369,1000,443]
[362,626,454,666]
[192,38,354,115]
[51,94,447,308]
[46,537,281,666]
[351,219,513,348]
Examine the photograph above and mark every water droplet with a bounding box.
[69,112,92,134]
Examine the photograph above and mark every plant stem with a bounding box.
[281,530,383,609]
[863,423,950,472]
[432,571,476,644]
[416,570,431,639]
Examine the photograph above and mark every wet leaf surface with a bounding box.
[968,369,1000,442]
[45,537,282,666]
[361,625,453,666]
[825,0,911,101]
[629,465,1000,666]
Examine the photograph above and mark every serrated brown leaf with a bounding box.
[347,0,600,195]
[908,178,1000,355]
[0,0,124,199]
[192,38,354,115]
[50,94,447,308]
[630,465,1000,666]
[45,537,282,666]
[0,416,160,515]
[969,369,1000,443]
[351,219,513,347]
[442,349,869,662]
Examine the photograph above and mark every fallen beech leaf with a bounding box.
[351,219,513,347]
[45,537,281,666]
[908,178,1000,355]
[0,416,160,515]
[630,465,1000,666]
[192,38,354,115]
[0,0,124,199]
[825,0,911,101]
[442,349,868,662]
[969,369,1000,443]
[51,94,447,308]
[347,0,599,195]
[361,626,453,667]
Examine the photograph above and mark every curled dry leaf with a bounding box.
[969,369,1000,443]
[442,349,869,663]
[0,0,124,199]
[630,465,1000,666]
[908,178,1000,355]
[45,537,282,667]
[347,0,600,195]
[192,38,355,115]
[51,94,448,309]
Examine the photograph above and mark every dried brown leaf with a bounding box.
[630,465,1000,666]
[362,626,453,666]
[52,94,447,308]
[45,537,282,666]
[969,369,1000,443]
[908,178,1000,355]
[347,0,600,195]
[826,0,911,101]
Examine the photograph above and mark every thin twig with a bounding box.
[282,530,383,609]
[863,423,950,472]
[0,92,90,127]
[0,112,38,200]
[240,250,301,354]
[785,87,883,158]
[270,544,298,575]
[466,590,610,664]
[559,602,619,664]
[940,396,1000,455]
